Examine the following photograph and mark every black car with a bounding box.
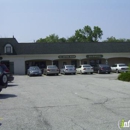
[0,66,8,92]
[94,64,111,74]
[0,64,14,82]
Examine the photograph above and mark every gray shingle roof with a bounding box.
[0,38,130,55]
[0,38,18,44]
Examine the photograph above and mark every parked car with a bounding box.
[111,63,129,73]
[0,63,14,82]
[76,64,93,74]
[60,65,76,75]
[44,65,59,75]
[93,64,111,74]
[0,66,8,92]
[27,66,42,76]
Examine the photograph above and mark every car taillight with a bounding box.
[57,69,59,71]
[66,69,68,70]
[91,68,93,70]
[101,67,103,70]
[5,69,9,72]
[47,69,50,71]
[83,68,86,70]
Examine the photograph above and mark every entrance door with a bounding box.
[71,60,77,68]
[53,60,59,67]
[89,59,101,67]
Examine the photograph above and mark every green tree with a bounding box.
[58,37,67,42]
[45,34,59,43]
[103,36,130,42]
[36,38,47,43]
[73,25,103,42]
[36,25,103,43]
[36,34,59,43]
[67,35,77,42]
[92,26,103,42]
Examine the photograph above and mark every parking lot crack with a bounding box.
[33,108,52,130]
[93,98,108,105]
[71,119,87,130]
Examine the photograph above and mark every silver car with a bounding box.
[76,64,93,74]
[27,66,42,76]
[60,65,76,75]
[44,65,59,75]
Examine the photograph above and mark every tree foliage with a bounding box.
[36,25,130,43]
[69,25,103,42]
[103,36,130,42]
[36,25,103,43]
[36,34,61,43]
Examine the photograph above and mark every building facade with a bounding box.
[0,38,130,75]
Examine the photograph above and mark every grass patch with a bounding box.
[118,64,130,82]
[118,72,130,82]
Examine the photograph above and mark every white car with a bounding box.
[60,65,76,75]
[111,63,129,73]
[76,64,93,74]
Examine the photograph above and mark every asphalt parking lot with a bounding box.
[0,73,130,130]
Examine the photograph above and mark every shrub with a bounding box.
[118,72,130,82]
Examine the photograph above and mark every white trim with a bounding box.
[4,44,13,54]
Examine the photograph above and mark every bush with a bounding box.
[118,72,130,82]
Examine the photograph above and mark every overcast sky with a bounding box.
[0,0,130,42]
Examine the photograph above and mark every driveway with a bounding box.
[0,73,130,130]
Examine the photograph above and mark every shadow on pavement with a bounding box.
[7,84,18,87]
[0,94,17,99]
[45,74,61,76]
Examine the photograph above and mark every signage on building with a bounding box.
[86,55,103,58]
[58,55,76,59]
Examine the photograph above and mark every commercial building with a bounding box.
[0,37,130,74]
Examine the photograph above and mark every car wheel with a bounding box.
[116,69,119,73]
[98,70,100,74]
[0,74,8,86]
[91,72,93,74]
